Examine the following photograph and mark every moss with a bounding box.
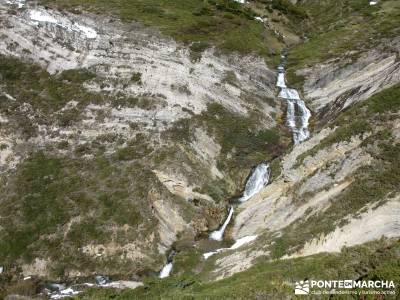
[114,144,153,161]
[111,95,165,110]
[0,56,103,113]
[366,83,400,113]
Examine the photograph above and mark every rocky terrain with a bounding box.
[0,0,399,299]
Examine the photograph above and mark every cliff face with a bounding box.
[0,0,399,298]
[0,1,285,281]
[301,38,400,126]
[209,37,400,280]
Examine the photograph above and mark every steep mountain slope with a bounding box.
[0,0,291,292]
[0,0,399,299]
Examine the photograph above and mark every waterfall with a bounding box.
[209,163,269,241]
[159,262,173,278]
[209,206,234,241]
[294,99,311,143]
[239,163,270,203]
[277,73,286,88]
[276,60,311,144]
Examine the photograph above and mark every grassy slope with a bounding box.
[39,0,285,60]
[77,239,400,299]
[0,52,285,276]
[1,1,399,298]
[0,151,166,276]
[74,77,400,300]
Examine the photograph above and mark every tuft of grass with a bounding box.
[130,72,142,84]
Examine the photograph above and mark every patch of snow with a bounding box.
[29,9,98,39]
[75,24,98,39]
[203,235,258,259]
[6,0,25,8]
[230,235,258,249]
[30,10,58,24]
[49,287,80,299]
[369,1,378,5]
[100,281,144,289]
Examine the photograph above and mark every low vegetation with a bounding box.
[77,239,400,299]
[167,102,287,184]
[0,151,165,277]
[288,0,400,73]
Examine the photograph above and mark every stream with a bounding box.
[161,53,312,272]
[30,54,312,294]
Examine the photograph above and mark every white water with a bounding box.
[276,73,286,88]
[279,88,300,100]
[276,63,311,144]
[159,262,173,278]
[239,163,270,203]
[210,206,234,241]
[203,235,258,259]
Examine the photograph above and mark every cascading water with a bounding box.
[276,57,311,144]
[208,163,269,244]
[209,206,234,241]
[239,163,270,203]
[159,262,173,279]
